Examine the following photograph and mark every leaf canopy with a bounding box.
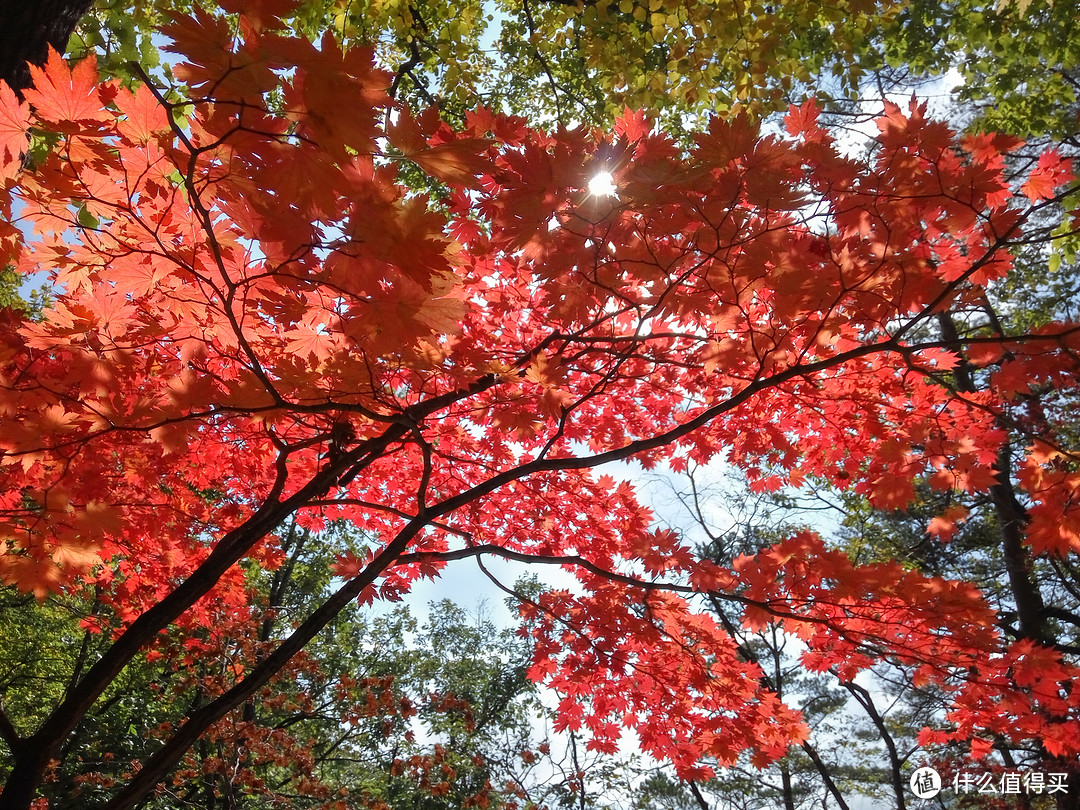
[0,1,1079,806]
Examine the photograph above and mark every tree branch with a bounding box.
[0,706,20,749]
[687,780,712,810]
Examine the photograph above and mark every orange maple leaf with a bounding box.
[0,82,28,178]
[24,49,111,127]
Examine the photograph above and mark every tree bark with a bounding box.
[0,0,94,95]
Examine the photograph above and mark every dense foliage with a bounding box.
[0,0,1078,808]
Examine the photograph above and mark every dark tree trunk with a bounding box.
[0,0,95,96]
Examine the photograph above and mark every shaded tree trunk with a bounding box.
[0,0,94,95]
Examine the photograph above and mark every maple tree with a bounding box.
[0,1,1079,807]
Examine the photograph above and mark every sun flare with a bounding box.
[587,170,617,197]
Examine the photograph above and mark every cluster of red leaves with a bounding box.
[919,637,1080,759]
[0,0,1078,783]
[521,531,1002,774]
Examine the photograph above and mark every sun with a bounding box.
[587,170,617,197]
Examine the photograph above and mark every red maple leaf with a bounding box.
[1021,149,1076,201]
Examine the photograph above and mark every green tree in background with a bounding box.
[1,0,1074,142]
[1,523,551,809]
[62,0,1079,140]
[67,0,897,127]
